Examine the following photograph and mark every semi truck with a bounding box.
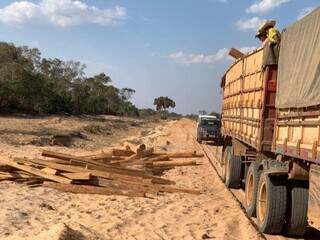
[218,7,320,236]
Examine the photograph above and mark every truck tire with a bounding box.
[225,148,241,189]
[256,173,287,234]
[221,146,231,182]
[244,162,261,217]
[284,180,309,237]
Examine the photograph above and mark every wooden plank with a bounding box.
[60,172,91,180]
[112,148,134,157]
[42,150,152,177]
[93,178,200,195]
[15,158,175,185]
[229,48,245,59]
[0,158,72,184]
[91,177,158,195]
[41,167,57,175]
[153,151,204,158]
[152,159,197,167]
[0,172,41,180]
[43,182,146,197]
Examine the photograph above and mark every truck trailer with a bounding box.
[219,7,320,236]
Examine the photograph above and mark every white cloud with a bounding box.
[169,48,229,64]
[169,46,257,65]
[246,0,290,14]
[0,0,126,27]
[297,6,316,20]
[236,17,265,31]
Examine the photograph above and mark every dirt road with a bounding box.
[1,118,318,239]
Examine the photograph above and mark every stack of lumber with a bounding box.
[0,143,204,198]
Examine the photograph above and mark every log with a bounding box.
[152,159,197,167]
[60,172,91,180]
[0,158,72,184]
[43,182,146,197]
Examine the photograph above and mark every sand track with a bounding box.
[0,118,280,239]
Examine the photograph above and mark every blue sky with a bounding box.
[0,0,318,114]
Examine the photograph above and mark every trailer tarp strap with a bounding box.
[276,7,320,109]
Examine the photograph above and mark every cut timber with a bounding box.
[0,172,41,180]
[154,151,204,158]
[123,141,146,153]
[15,158,175,185]
[229,48,245,59]
[0,158,72,184]
[41,151,154,177]
[93,178,201,195]
[41,167,57,175]
[91,177,158,195]
[43,182,146,197]
[148,156,170,161]
[153,159,197,167]
[154,184,201,195]
[60,172,91,181]
[112,148,134,157]
[111,148,155,165]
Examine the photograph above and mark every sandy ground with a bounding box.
[0,117,265,240]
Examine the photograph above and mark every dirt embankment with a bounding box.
[0,117,264,240]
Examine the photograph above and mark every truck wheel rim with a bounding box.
[257,181,267,222]
[245,171,254,207]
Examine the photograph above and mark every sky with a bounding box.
[0,0,318,114]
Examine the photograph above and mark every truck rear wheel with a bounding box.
[284,180,309,237]
[256,173,287,234]
[221,146,231,182]
[225,148,241,189]
[244,162,261,217]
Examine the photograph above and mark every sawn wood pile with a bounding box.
[0,142,204,198]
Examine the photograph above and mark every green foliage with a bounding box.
[209,111,221,119]
[153,96,176,111]
[0,42,138,116]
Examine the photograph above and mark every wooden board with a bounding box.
[152,159,197,167]
[60,172,91,180]
[0,158,72,184]
[43,182,146,197]
[15,158,175,185]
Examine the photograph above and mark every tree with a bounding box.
[153,96,176,111]
[0,41,139,116]
[120,88,135,101]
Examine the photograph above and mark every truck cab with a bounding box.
[196,115,221,144]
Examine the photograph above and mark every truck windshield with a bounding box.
[200,119,219,127]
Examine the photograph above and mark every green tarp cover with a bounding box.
[276,7,320,109]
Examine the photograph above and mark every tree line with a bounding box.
[0,42,139,116]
